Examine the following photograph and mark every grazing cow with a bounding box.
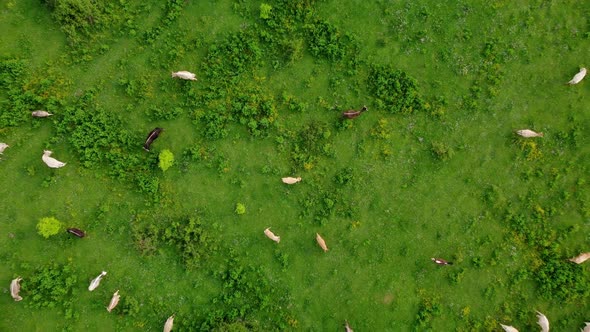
[42,150,66,168]
[567,67,586,85]
[342,106,368,119]
[163,314,175,332]
[10,277,23,301]
[0,143,9,154]
[171,71,197,81]
[107,290,120,312]
[143,127,163,152]
[569,252,590,264]
[536,311,549,332]
[344,320,354,332]
[316,233,328,252]
[516,129,544,138]
[264,228,280,243]
[88,271,107,291]
[31,110,53,117]
[500,324,519,332]
[431,257,453,266]
[67,228,86,238]
[282,177,302,184]
[582,322,590,332]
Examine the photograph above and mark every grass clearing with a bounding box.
[1,0,589,331]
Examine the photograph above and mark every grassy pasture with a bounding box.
[1,0,589,331]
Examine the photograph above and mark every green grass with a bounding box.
[1,0,589,331]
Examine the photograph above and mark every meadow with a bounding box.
[1,0,589,331]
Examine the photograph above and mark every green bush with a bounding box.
[368,64,425,114]
[37,217,64,238]
[159,149,175,171]
[235,203,246,215]
[25,262,78,318]
[260,3,272,19]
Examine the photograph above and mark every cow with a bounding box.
[163,314,175,332]
[0,143,9,154]
[516,129,544,138]
[536,311,549,332]
[264,228,280,243]
[88,271,107,291]
[316,233,328,252]
[32,110,53,117]
[567,67,586,85]
[107,290,120,312]
[282,177,302,184]
[67,228,86,238]
[171,71,197,81]
[569,252,590,264]
[10,277,23,301]
[582,322,590,332]
[342,106,368,119]
[431,257,453,266]
[143,128,163,152]
[345,320,354,332]
[500,324,519,332]
[42,150,66,168]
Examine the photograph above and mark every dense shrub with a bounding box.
[24,262,78,319]
[200,256,293,330]
[536,254,589,302]
[203,31,262,84]
[368,64,425,114]
[229,87,278,137]
[305,19,351,61]
[161,215,218,269]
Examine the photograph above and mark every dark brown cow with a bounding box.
[67,228,86,238]
[342,106,368,119]
[431,257,453,266]
[143,127,163,152]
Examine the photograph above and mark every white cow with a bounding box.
[171,71,197,81]
[88,271,107,291]
[264,228,280,243]
[567,67,586,85]
[582,322,590,332]
[282,177,302,184]
[500,324,519,332]
[31,110,53,117]
[107,290,120,312]
[569,252,590,264]
[0,143,9,154]
[163,314,175,332]
[10,277,23,301]
[42,150,66,168]
[516,129,544,138]
[536,311,549,332]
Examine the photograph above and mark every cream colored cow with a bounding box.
[88,271,107,291]
[316,233,328,252]
[171,71,197,81]
[516,129,543,138]
[569,252,590,264]
[10,277,23,301]
[282,177,302,184]
[536,311,549,332]
[42,150,66,168]
[163,314,175,332]
[264,228,280,243]
[107,290,120,312]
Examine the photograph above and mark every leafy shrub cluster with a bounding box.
[0,58,68,127]
[368,64,425,114]
[305,19,352,62]
[414,292,441,330]
[158,149,174,171]
[24,262,78,319]
[199,256,293,330]
[230,87,278,137]
[132,213,218,269]
[536,252,589,302]
[142,0,187,45]
[287,122,333,170]
[203,31,262,84]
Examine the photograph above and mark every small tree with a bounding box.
[37,217,64,238]
[259,3,272,19]
[159,149,174,171]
